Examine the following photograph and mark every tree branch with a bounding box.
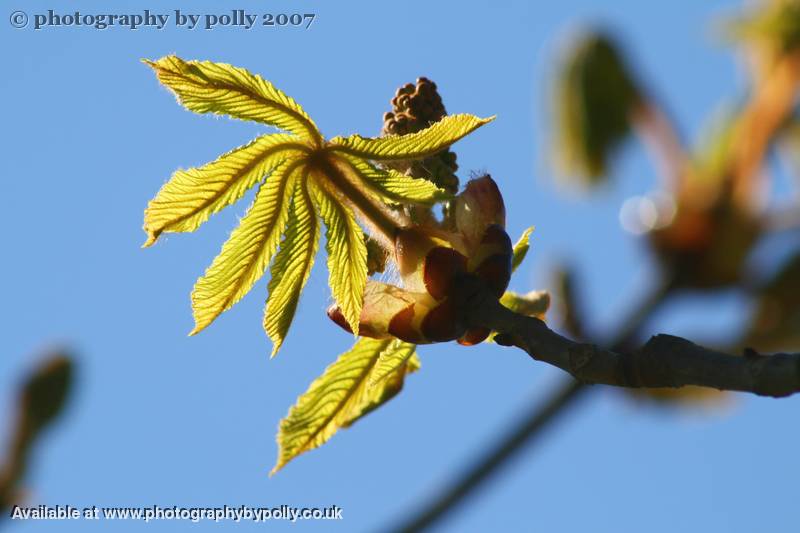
[459,275,800,398]
[386,274,676,533]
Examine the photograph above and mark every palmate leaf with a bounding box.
[511,227,534,272]
[144,56,321,142]
[143,58,496,375]
[143,134,305,247]
[190,158,303,335]
[336,153,450,205]
[272,338,420,474]
[309,179,368,335]
[264,179,320,357]
[329,114,494,161]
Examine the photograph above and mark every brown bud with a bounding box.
[472,225,513,298]
[421,299,465,342]
[388,304,426,344]
[20,354,74,437]
[423,247,467,300]
[455,175,506,251]
[458,327,492,346]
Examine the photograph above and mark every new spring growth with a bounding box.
[141,55,493,356]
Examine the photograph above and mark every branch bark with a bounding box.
[387,276,675,532]
[459,275,800,398]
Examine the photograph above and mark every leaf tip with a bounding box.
[141,233,157,248]
[142,225,161,248]
[188,320,207,336]
[269,342,282,359]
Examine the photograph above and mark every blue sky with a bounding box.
[2,0,799,531]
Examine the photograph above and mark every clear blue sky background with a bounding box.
[3,0,799,531]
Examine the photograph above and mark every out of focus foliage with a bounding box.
[549,0,800,406]
[0,352,75,513]
[554,32,641,184]
[727,0,800,59]
[648,109,763,289]
[745,253,800,352]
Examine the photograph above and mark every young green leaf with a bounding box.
[500,290,550,319]
[143,134,304,247]
[485,290,551,344]
[370,339,417,386]
[143,56,493,354]
[329,114,494,162]
[511,227,534,272]
[144,56,321,143]
[272,337,420,474]
[190,159,302,335]
[337,154,450,205]
[264,180,320,357]
[310,179,368,335]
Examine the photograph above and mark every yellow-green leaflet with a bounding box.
[309,179,368,335]
[500,290,550,320]
[272,338,420,474]
[337,154,450,205]
[143,134,304,247]
[511,227,534,272]
[144,56,321,142]
[264,179,319,357]
[329,114,494,161]
[369,339,417,386]
[190,159,302,335]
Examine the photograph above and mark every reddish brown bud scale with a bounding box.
[458,327,492,346]
[423,247,467,300]
[475,255,513,298]
[327,305,385,339]
[388,304,426,344]
[421,298,465,342]
[326,305,354,334]
[480,224,512,248]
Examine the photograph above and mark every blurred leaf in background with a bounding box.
[647,107,763,289]
[744,252,800,352]
[0,351,75,514]
[553,30,642,185]
[727,0,800,77]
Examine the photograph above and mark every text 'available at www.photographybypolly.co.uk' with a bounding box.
[9,504,343,523]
